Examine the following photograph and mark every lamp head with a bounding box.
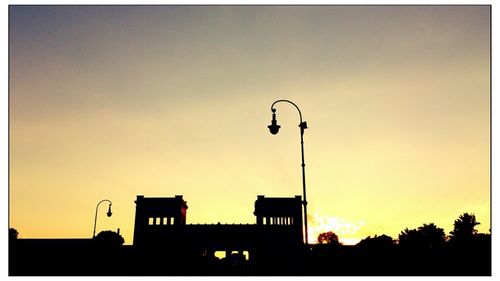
[268,109,280,135]
[106,204,112,217]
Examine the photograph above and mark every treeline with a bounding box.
[308,213,491,275]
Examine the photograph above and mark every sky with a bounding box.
[9,5,490,245]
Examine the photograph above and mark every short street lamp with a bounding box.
[267,99,309,245]
[93,199,113,238]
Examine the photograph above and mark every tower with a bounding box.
[133,195,188,246]
[254,195,303,243]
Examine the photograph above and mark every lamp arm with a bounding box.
[271,100,303,124]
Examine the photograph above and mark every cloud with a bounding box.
[308,212,366,245]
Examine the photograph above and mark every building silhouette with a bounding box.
[133,194,304,265]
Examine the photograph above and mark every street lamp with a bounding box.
[93,199,113,238]
[267,99,309,245]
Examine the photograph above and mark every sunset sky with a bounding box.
[9,5,490,245]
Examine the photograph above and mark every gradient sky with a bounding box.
[9,6,490,245]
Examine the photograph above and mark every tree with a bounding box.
[449,213,480,244]
[93,230,124,249]
[357,234,394,250]
[9,228,19,241]
[398,223,445,250]
[317,231,340,245]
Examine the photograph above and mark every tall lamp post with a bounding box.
[93,199,113,238]
[267,100,309,245]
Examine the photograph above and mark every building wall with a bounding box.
[132,194,304,263]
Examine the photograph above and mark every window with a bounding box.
[148,217,154,225]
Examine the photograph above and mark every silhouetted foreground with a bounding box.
[9,235,490,276]
[9,195,490,276]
